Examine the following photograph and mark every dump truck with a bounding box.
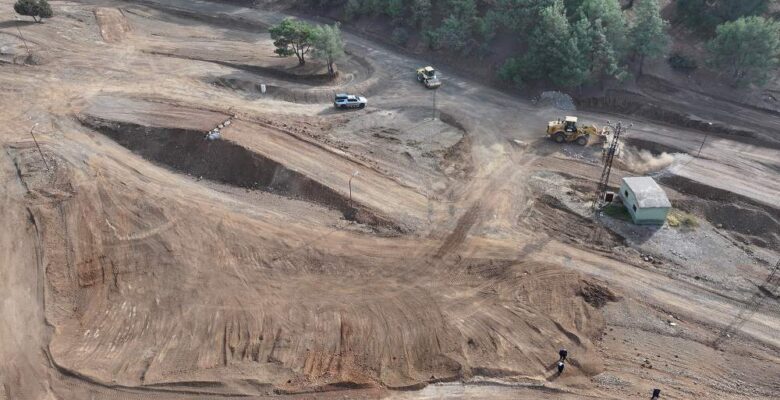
[546,116,604,145]
[416,66,441,89]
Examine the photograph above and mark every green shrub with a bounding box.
[677,0,768,33]
[391,27,409,46]
[14,0,52,22]
[667,210,698,228]
[668,52,698,72]
[602,203,631,221]
[708,16,780,86]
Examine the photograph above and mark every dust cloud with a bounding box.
[616,146,678,174]
[601,131,679,174]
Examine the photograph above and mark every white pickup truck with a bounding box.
[334,93,367,109]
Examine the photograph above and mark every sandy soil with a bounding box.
[0,1,778,399]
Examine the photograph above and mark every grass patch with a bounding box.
[667,209,698,229]
[601,203,632,221]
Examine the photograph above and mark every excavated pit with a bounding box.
[79,115,399,231]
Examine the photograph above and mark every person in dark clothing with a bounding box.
[559,348,568,362]
[557,361,564,375]
[651,388,661,399]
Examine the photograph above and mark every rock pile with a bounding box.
[536,91,576,111]
[205,116,234,141]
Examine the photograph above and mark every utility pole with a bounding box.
[696,122,713,158]
[432,88,437,120]
[29,123,49,171]
[348,171,359,208]
[14,16,31,57]
[594,121,624,210]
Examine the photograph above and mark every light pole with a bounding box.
[348,170,359,208]
[29,123,49,171]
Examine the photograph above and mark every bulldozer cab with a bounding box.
[563,116,578,133]
[421,66,436,78]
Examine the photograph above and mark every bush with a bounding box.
[343,0,360,20]
[668,52,698,72]
[602,203,632,221]
[429,14,471,52]
[14,0,52,22]
[667,210,698,228]
[677,0,768,33]
[708,16,780,86]
[391,27,409,46]
[498,57,524,87]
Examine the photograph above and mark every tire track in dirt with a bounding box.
[434,203,481,259]
[94,8,132,43]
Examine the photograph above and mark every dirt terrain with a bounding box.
[0,1,778,399]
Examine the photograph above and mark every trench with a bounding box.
[80,116,400,231]
[577,91,780,150]
[660,175,780,249]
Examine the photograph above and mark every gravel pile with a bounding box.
[537,91,576,111]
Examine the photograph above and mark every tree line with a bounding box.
[300,0,780,88]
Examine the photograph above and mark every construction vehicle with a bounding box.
[416,66,441,89]
[546,116,604,145]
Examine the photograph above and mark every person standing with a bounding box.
[559,348,568,362]
[557,361,565,375]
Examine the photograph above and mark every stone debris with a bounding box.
[205,117,235,141]
[536,91,576,111]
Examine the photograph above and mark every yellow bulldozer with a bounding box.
[546,116,604,145]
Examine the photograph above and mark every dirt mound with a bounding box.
[578,280,619,308]
[79,115,396,230]
[578,90,780,150]
[676,199,780,249]
[94,8,132,43]
[662,174,780,216]
[525,195,625,249]
[664,175,780,248]
[10,143,606,392]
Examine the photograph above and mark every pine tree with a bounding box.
[269,18,316,65]
[577,0,628,57]
[312,23,346,77]
[628,0,669,77]
[708,16,780,86]
[513,0,587,88]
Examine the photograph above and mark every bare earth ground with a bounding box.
[0,1,778,399]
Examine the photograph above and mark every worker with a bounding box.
[557,361,564,375]
[651,388,661,399]
[558,348,568,362]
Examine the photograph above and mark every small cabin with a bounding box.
[619,177,671,225]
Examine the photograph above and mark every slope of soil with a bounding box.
[0,1,778,399]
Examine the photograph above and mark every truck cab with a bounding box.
[563,116,578,133]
